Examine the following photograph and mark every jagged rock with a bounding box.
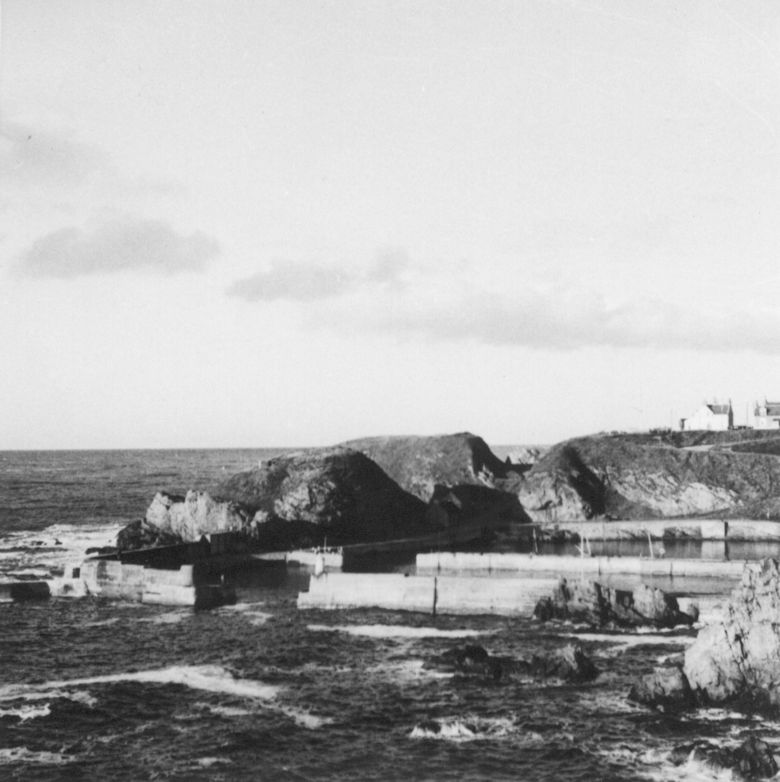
[526,644,598,683]
[427,643,598,683]
[216,447,430,548]
[149,491,249,541]
[116,519,183,551]
[534,578,696,629]
[669,736,777,779]
[342,433,518,502]
[628,665,695,711]
[683,559,780,711]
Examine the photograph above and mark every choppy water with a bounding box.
[1,450,779,781]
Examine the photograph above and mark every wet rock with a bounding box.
[116,518,182,551]
[526,644,598,683]
[627,665,695,711]
[534,577,696,629]
[683,559,780,711]
[669,736,777,779]
[428,643,598,683]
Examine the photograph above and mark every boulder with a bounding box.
[683,559,780,711]
[534,577,696,629]
[216,447,430,548]
[669,736,777,779]
[627,665,695,711]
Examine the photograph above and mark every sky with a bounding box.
[2,0,780,449]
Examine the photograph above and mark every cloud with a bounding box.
[16,218,219,278]
[0,120,103,188]
[227,250,409,302]
[343,288,780,354]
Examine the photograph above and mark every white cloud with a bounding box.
[227,250,409,302]
[0,119,103,188]
[16,217,219,278]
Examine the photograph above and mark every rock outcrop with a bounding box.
[428,643,598,683]
[512,432,780,522]
[343,433,518,502]
[117,490,249,551]
[632,559,780,716]
[534,578,697,629]
[683,559,780,711]
[216,447,430,549]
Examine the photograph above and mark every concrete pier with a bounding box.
[57,559,236,608]
[415,552,747,579]
[0,581,51,602]
[297,572,559,616]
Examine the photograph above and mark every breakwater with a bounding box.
[415,552,746,579]
[297,572,559,615]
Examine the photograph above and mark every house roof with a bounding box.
[758,402,780,417]
[706,404,731,415]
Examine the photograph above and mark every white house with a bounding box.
[680,401,734,431]
[754,400,780,429]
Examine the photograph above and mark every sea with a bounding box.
[1,448,780,781]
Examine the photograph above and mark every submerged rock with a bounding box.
[669,736,777,780]
[428,643,598,683]
[534,578,696,629]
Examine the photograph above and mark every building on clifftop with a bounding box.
[680,400,734,431]
[753,400,780,429]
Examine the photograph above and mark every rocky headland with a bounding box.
[115,428,780,551]
[509,429,780,522]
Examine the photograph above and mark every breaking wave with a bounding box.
[410,715,540,743]
[307,624,487,639]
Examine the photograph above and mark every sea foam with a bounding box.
[410,715,540,743]
[307,624,487,639]
[0,747,73,766]
[0,665,328,729]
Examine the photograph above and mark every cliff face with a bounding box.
[513,433,780,522]
[216,447,430,548]
[343,432,517,502]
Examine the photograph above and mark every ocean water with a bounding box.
[0,450,776,781]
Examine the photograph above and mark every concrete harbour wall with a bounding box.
[547,519,780,541]
[75,559,234,607]
[416,552,746,579]
[297,572,559,616]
